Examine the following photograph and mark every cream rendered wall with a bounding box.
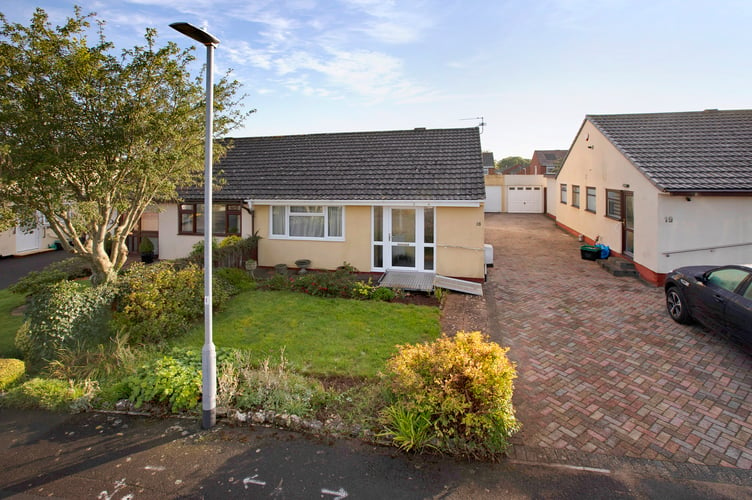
[255,205,371,271]
[656,195,752,272]
[0,226,59,257]
[555,121,660,268]
[158,202,486,278]
[546,176,558,217]
[436,206,485,279]
[157,204,254,260]
[0,229,14,256]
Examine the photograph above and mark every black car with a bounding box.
[664,264,752,344]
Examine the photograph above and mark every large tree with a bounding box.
[496,156,530,172]
[0,7,247,283]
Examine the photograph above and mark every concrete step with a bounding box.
[598,256,639,277]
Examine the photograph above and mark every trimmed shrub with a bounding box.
[112,262,230,344]
[1,377,97,412]
[15,280,115,369]
[9,256,92,296]
[381,331,520,459]
[372,287,396,302]
[0,358,25,391]
[138,236,154,254]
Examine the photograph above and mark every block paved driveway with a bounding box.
[483,213,752,469]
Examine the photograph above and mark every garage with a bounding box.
[507,186,543,213]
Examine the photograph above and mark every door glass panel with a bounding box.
[373,245,383,268]
[624,192,634,256]
[373,207,383,242]
[625,193,634,229]
[625,230,634,256]
[424,208,434,244]
[392,246,415,267]
[424,247,434,271]
[391,209,415,242]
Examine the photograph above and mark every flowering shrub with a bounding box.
[290,268,355,298]
[262,264,401,302]
[350,279,375,299]
[381,331,520,459]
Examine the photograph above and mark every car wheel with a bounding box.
[666,286,692,324]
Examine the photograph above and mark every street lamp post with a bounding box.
[169,22,220,430]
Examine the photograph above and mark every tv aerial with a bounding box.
[461,116,486,134]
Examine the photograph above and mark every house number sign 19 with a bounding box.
[664,216,673,223]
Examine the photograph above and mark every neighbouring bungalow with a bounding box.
[0,212,59,257]
[157,127,488,281]
[555,109,752,285]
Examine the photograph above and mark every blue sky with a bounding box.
[4,1,751,159]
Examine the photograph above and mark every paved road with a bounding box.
[0,250,70,289]
[1,409,747,499]
[482,213,752,472]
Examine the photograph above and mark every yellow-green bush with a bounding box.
[112,262,230,344]
[1,377,96,412]
[0,358,25,391]
[382,331,520,459]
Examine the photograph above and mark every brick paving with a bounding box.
[482,213,752,470]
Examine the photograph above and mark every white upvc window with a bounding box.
[270,205,344,240]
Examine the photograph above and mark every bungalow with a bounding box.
[0,212,59,257]
[555,109,752,285]
[157,127,487,281]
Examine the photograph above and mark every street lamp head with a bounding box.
[170,22,220,46]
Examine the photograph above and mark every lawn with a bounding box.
[175,290,441,378]
[0,288,25,358]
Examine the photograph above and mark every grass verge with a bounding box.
[174,290,441,378]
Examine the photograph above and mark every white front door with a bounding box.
[372,207,435,272]
[389,208,417,269]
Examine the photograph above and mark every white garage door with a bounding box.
[485,186,502,213]
[508,186,543,213]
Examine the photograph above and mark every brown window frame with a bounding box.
[606,189,622,220]
[179,203,242,236]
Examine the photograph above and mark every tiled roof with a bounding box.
[482,152,495,168]
[181,128,485,202]
[532,150,568,168]
[587,109,752,192]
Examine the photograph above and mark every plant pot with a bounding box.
[141,252,155,264]
[275,263,288,275]
[294,259,311,275]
